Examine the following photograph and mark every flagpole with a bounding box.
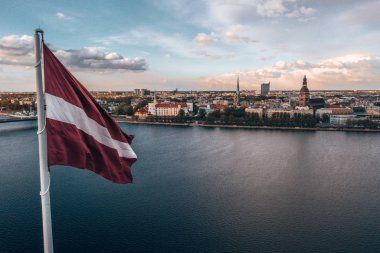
[35,28,54,253]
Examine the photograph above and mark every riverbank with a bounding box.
[2,117,378,132]
[116,119,380,132]
[0,117,37,123]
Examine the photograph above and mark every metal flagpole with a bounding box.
[34,28,54,253]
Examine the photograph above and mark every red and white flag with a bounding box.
[43,44,137,184]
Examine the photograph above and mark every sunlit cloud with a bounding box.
[200,54,380,90]
[194,33,218,47]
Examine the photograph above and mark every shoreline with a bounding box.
[2,117,379,132]
[0,117,37,123]
[116,119,380,132]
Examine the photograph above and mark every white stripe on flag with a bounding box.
[45,93,137,159]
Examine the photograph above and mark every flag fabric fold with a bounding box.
[43,43,137,184]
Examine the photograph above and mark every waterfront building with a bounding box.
[245,107,264,118]
[299,75,310,106]
[135,108,149,119]
[330,115,368,125]
[316,108,333,117]
[148,100,193,116]
[266,108,294,118]
[293,108,314,116]
[233,75,240,108]
[261,82,270,96]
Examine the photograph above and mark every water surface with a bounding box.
[1,121,379,252]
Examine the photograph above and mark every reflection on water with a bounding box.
[1,122,380,252]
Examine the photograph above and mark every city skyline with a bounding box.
[0,0,379,91]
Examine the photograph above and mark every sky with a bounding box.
[0,0,379,91]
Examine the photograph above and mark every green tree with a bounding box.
[116,102,131,115]
[198,108,206,119]
[322,114,330,123]
[178,109,185,118]
[126,106,134,116]
[193,104,199,115]
[135,100,148,110]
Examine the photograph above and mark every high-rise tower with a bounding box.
[261,82,270,96]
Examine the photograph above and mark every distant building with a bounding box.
[135,108,149,119]
[353,107,366,114]
[197,104,215,115]
[261,82,270,96]
[211,104,228,112]
[330,115,368,126]
[148,97,193,116]
[212,99,229,106]
[245,107,264,118]
[266,108,294,118]
[316,108,333,117]
[316,107,353,116]
[233,75,240,108]
[134,89,150,97]
[309,98,325,116]
[366,106,380,116]
[293,108,313,116]
[299,75,310,106]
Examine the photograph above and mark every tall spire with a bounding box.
[234,74,240,108]
[236,74,240,95]
[153,91,158,104]
[303,75,307,86]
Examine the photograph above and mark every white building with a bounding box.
[330,115,368,125]
[148,102,193,116]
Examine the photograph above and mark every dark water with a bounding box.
[1,121,380,253]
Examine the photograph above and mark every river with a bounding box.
[1,121,379,252]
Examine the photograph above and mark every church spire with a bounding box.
[153,91,158,104]
[303,75,307,86]
[234,74,240,108]
[236,74,240,95]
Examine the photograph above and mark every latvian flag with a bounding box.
[43,44,137,184]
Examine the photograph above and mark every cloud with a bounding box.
[56,12,73,20]
[0,34,147,71]
[97,29,196,58]
[223,25,259,44]
[200,54,380,90]
[256,0,287,17]
[0,35,34,66]
[194,25,258,48]
[97,28,234,60]
[339,1,380,27]
[286,6,316,21]
[192,50,235,60]
[54,47,147,71]
[194,33,217,47]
